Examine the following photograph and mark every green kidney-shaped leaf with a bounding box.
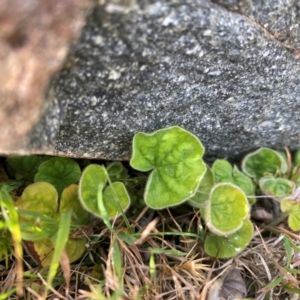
[242,148,287,179]
[130,126,206,209]
[281,191,300,231]
[212,160,255,197]
[259,176,295,201]
[60,184,89,225]
[287,210,300,232]
[107,162,128,182]
[204,218,253,258]
[188,166,214,208]
[7,156,50,181]
[211,159,232,182]
[34,157,81,195]
[205,183,249,235]
[103,182,131,219]
[17,182,58,221]
[80,164,130,219]
[107,162,123,176]
[79,164,107,216]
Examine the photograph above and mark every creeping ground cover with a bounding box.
[0,126,300,299]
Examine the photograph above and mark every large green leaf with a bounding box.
[204,183,249,235]
[188,166,214,208]
[7,156,49,181]
[212,159,255,196]
[16,182,58,222]
[34,157,81,195]
[242,148,287,179]
[259,176,295,201]
[130,126,206,209]
[60,184,89,225]
[204,218,253,258]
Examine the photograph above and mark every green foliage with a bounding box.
[17,182,59,222]
[188,166,214,208]
[7,156,49,181]
[242,148,287,179]
[107,162,128,182]
[102,182,130,219]
[79,164,130,219]
[212,159,255,196]
[43,211,72,298]
[79,164,107,215]
[1,126,300,279]
[204,218,253,258]
[34,157,81,195]
[280,188,300,231]
[60,184,89,224]
[13,169,87,266]
[259,176,294,201]
[130,126,206,209]
[0,188,23,279]
[204,183,249,236]
[291,151,300,185]
[293,150,300,167]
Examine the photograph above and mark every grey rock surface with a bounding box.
[5,0,300,161]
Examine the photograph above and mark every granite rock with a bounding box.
[2,0,300,161]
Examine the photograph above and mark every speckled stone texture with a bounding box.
[11,0,300,160]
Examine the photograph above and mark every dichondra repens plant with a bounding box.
[1,125,300,272]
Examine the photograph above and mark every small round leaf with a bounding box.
[130,126,206,209]
[34,157,81,195]
[212,159,255,196]
[79,164,107,216]
[281,195,300,231]
[205,183,248,235]
[242,148,287,179]
[259,176,294,201]
[204,218,253,258]
[103,182,131,219]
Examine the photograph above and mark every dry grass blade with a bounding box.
[257,227,298,286]
[134,217,159,245]
[60,250,71,295]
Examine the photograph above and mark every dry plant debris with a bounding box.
[1,203,300,299]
